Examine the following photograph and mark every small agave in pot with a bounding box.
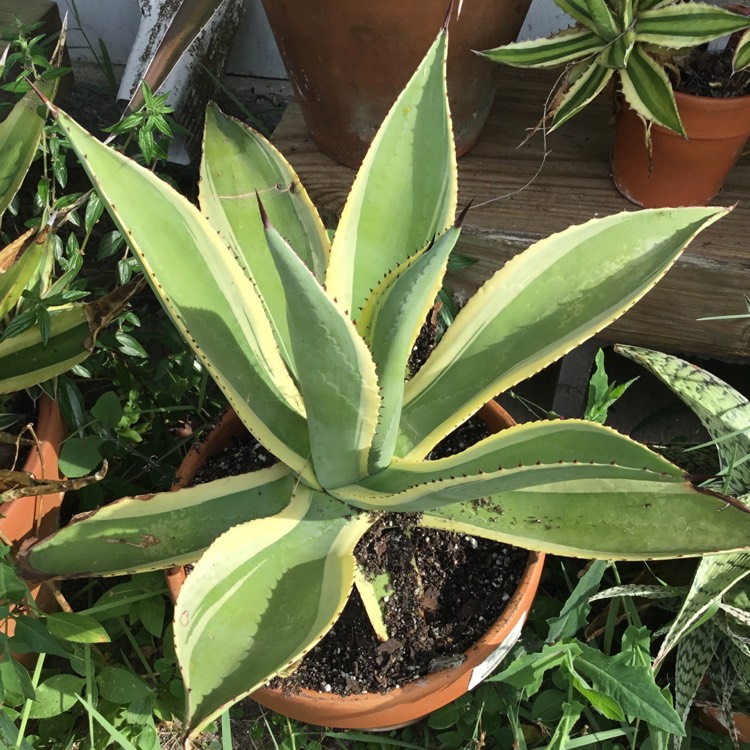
[17,22,750,739]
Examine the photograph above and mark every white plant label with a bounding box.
[468,613,526,690]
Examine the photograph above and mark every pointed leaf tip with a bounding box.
[26,78,58,116]
[443,0,455,30]
[255,191,271,229]
[456,199,473,228]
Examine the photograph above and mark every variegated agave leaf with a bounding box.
[199,104,330,378]
[734,30,750,72]
[19,465,294,578]
[326,28,456,317]
[51,109,313,483]
[259,210,380,489]
[0,227,54,320]
[174,488,373,736]
[0,25,67,223]
[398,208,726,459]
[0,280,144,394]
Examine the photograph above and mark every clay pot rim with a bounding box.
[619,88,750,141]
[1,395,65,549]
[166,400,545,729]
[673,89,750,110]
[253,548,543,712]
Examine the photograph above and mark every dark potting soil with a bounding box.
[187,311,527,695]
[674,48,750,98]
[190,411,526,696]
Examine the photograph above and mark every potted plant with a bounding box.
[16,25,750,742]
[165,399,545,731]
[257,0,535,167]
[481,0,750,207]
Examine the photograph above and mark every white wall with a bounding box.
[55,0,568,79]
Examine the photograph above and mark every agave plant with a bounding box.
[480,0,750,135]
[17,26,750,737]
[606,345,750,746]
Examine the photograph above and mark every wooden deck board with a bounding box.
[273,69,750,360]
[0,0,62,40]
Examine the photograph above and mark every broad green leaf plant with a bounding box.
[17,26,750,737]
[480,0,750,135]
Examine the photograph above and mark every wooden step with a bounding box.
[272,69,750,361]
[0,0,62,42]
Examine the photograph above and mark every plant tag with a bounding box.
[468,613,526,690]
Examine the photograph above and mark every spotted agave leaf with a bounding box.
[656,553,750,665]
[708,645,741,749]
[615,346,750,496]
[590,584,684,603]
[673,625,716,749]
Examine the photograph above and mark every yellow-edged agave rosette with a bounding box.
[18,25,750,739]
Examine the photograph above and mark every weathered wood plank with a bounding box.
[273,68,750,360]
[0,0,62,40]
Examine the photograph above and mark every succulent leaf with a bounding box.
[261,216,380,489]
[620,44,685,135]
[734,30,750,72]
[361,226,461,472]
[200,105,330,375]
[175,488,372,738]
[674,628,716,738]
[551,61,614,130]
[399,208,725,458]
[0,81,57,223]
[418,482,750,560]
[615,345,750,496]
[635,3,750,48]
[552,0,628,40]
[20,465,295,577]
[341,461,695,514]
[53,110,314,480]
[599,28,636,69]
[480,27,604,68]
[655,553,750,665]
[358,419,683,497]
[0,228,52,320]
[0,282,142,394]
[326,29,456,316]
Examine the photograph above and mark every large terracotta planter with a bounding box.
[1,396,65,632]
[259,0,533,167]
[612,92,750,207]
[167,400,545,730]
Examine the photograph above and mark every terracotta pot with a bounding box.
[259,0,533,167]
[612,92,750,207]
[1,396,65,551]
[1,396,65,634]
[167,400,545,730]
[694,701,750,743]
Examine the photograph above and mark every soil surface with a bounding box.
[674,48,750,98]
[192,415,526,696]
[188,313,527,696]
